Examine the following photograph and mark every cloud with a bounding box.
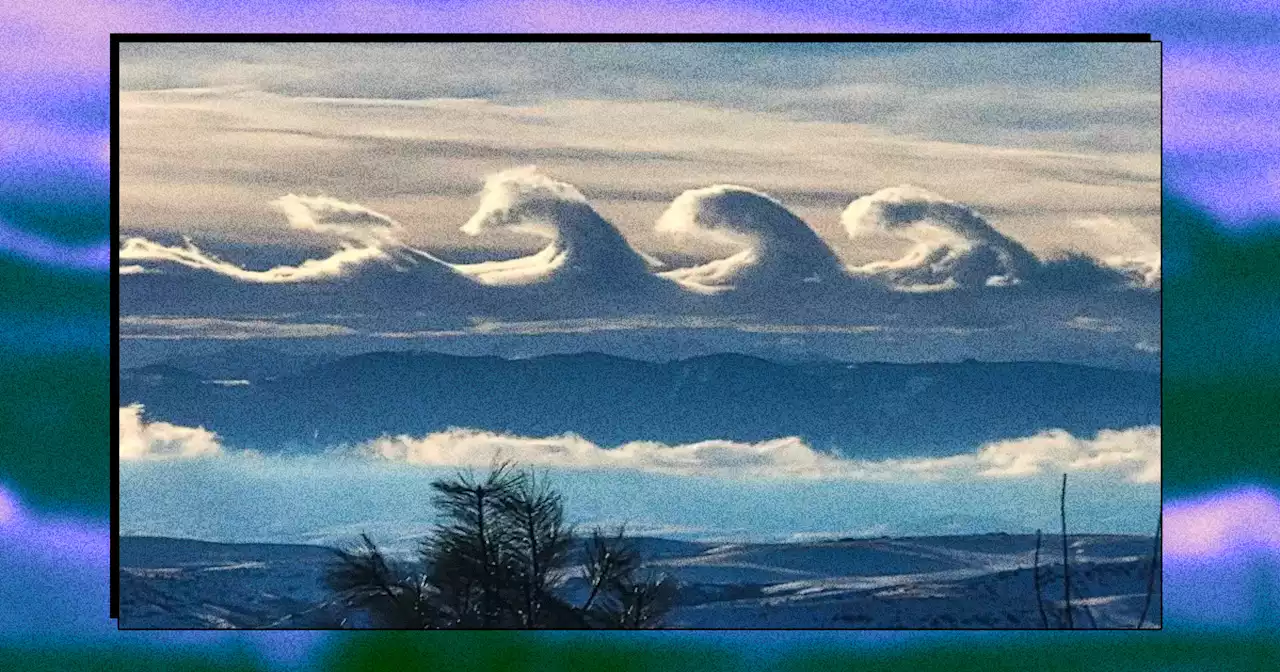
[118,235,391,283]
[119,191,474,285]
[270,193,401,243]
[841,185,1041,290]
[359,425,1160,483]
[120,316,358,340]
[118,168,1160,368]
[1134,340,1160,353]
[973,426,1161,484]
[117,400,1157,483]
[1072,216,1162,288]
[655,184,850,292]
[119,404,223,460]
[453,166,659,288]
[842,186,1161,291]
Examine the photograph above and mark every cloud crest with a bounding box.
[452,166,658,288]
[655,184,849,292]
[842,185,1042,290]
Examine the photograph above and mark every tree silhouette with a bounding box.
[326,461,676,629]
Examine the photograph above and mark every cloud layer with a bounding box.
[119,406,1158,484]
[120,167,1159,314]
[362,425,1161,484]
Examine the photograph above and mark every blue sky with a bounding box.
[120,447,1161,545]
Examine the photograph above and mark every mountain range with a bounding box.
[120,350,1159,457]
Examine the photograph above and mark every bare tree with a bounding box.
[579,526,641,615]
[610,570,680,629]
[1060,473,1074,629]
[1033,528,1049,628]
[578,525,677,628]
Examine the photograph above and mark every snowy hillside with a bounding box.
[119,533,1159,629]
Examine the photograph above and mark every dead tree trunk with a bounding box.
[1060,473,1074,629]
[1033,529,1049,628]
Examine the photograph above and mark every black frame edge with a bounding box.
[109,33,121,622]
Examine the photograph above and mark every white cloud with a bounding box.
[118,167,1159,369]
[116,400,1158,482]
[1066,316,1122,333]
[119,234,389,283]
[453,166,658,287]
[973,426,1161,484]
[360,425,1161,484]
[1073,216,1162,288]
[1134,340,1160,353]
[655,184,848,292]
[116,85,1158,260]
[270,193,401,243]
[842,185,1041,290]
[119,404,223,460]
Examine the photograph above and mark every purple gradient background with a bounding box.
[1,0,1277,665]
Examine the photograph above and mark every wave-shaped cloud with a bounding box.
[655,185,849,293]
[841,185,1042,291]
[122,168,1156,295]
[842,186,1162,292]
[453,166,659,288]
[1073,216,1162,289]
[118,235,390,283]
[118,168,1159,353]
[117,194,462,284]
[119,404,224,460]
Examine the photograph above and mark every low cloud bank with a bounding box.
[363,425,1160,484]
[119,404,224,460]
[119,407,1158,484]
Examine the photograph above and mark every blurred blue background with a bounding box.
[2,1,1279,669]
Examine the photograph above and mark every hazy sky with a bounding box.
[119,42,1159,259]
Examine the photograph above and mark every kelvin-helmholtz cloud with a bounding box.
[119,166,1159,336]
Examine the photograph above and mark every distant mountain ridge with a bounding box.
[120,350,1159,458]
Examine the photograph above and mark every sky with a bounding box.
[118,401,1161,543]
[116,41,1162,368]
